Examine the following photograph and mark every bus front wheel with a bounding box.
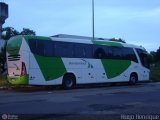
[62,74,76,89]
[129,73,138,85]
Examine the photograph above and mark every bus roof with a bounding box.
[11,35,146,51]
[50,34,146,51]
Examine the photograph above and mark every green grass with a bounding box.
[150,62,160,82]
[0,74,9,87]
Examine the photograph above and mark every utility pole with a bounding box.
[92,0,95,41]
[0,2,8,39]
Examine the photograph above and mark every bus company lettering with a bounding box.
[69,59,93,68]
[69,62,86,65]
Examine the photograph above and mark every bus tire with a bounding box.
[129,73,138,85]
[62,74,76,89]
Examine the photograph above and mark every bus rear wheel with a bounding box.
[62,74,76,89]
[129,73,138,85]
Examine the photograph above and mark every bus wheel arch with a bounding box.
[62,73,76,89]
[129,72,138,85]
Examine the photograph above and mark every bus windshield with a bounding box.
[136,49,150,69]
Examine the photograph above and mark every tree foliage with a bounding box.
[20,28,36,36]
[155,47,160,62]
[2,27,36,40]
[149,47,160,64]
[110,38,126,43]
[149,51,156,63]
[2,27,19,40]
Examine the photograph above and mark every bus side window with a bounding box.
[28,40,37,54]
[29,39,45,56]
[84,44,93,58]
[112,47,123,59]
[54,41,73,58]
[44,40,54,57]
[74,44,85,58]
[105,46,113,59]
[36,40,45,56]
[94,47,106,59]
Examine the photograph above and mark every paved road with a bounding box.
[0,82,160,120]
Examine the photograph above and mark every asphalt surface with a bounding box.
[0,82,160,120]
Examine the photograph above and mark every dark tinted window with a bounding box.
[105,47,113,59]
[74,44,85,58]
[112,47,124,59]
[29,39,45,56]
[74,43,93,58]
[54,41,73,57]
[36,40,44,56]
[93,45,106,59]
[44,41,54,57]
[136,49,150,68]
[29,39,37,54]
[29,39,138,62]
[84,44,93,58]
[29,40,53,57]
[122,48,138,62]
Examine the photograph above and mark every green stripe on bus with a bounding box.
[24,35,51,41]
[102,59,131,79]
[34,55,66,81]
[93,41,123,47]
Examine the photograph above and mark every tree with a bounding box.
[2,27,19,40]
[20,28,36,36]
[155,47,160,62]
[149,51,156,64]
[2,27,36,40]
[110,38,126,43]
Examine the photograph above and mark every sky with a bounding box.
[1,0,160,52]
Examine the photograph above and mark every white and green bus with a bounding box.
[6,35,150,89]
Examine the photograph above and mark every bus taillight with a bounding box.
[21,62,26,76]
